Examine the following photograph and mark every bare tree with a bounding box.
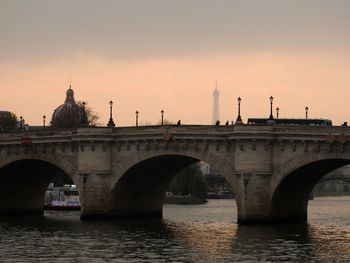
[156,119,174,125]
[0,112,18,131]
[76,101,101,126]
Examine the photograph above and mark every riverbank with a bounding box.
[163,195,207,205]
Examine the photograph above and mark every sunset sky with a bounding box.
[1,0,350,126]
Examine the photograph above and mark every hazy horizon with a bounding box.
[1,0,350,126]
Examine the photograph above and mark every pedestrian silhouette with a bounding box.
[177,120,181,125]
[225,121,229,125]
[215,120,220,125]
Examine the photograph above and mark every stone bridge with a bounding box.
[1,124,350,224]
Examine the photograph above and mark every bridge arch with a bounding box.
[109,150,237,219]
[269,151,350,222]
[0,154,78,182]
[0,155,78,215]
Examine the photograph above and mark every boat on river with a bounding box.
[44,184,80,210]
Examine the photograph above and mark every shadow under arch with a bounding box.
[270,158,350,222]
[110,154,236,219]
[0,159,78,216]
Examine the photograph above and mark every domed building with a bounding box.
[51,86,88,128]
[0,111,12,119]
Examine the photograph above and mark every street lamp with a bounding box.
[276,107,280,119]
[305,106,309,119]
[43,115,46,129]
[20,116,23,129]
[135,110,139,127]
[269,96,274,120]
[107,100,116,127]
[236,97,242,123]
[80,101,89,126]
[161,110,164,125]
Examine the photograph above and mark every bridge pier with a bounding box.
[76,137,167,220]
[79,170,165,220]
[78,170,115,220]
[234,136,275,224]
[77,135,115,220]
[235,173,274,224]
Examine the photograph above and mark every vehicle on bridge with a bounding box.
[247,118,332,126]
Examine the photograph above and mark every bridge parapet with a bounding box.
[0,125,349,158]
[1,124,350,140]
[0,125,349,167]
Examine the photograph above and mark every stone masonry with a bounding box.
[1,125,350,223]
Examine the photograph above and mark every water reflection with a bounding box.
[164,219,237,262]
[231,223,350,262]
[0,199,349,262]
[232,224,313,262]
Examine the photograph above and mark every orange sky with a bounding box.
[1,51,350,126]
[1,1,350,126]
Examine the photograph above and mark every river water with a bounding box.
[0,197,349,262]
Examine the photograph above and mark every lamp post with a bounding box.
[20,116,23,129]
[107,100,116,127]
[276,107,279,119]
[161,110,164,125]
[269,96,274,120]
[43,115,46,129]
[80,101,89,126]
[236,97,243,124]
[305,106,309,119]
[135,110,139,127]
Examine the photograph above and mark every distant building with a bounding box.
[212,85,220,124]
[313,166,350,196]
[51,85,88,128]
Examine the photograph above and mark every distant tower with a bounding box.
[212,83,220,124]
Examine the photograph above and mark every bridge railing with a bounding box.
[0,129,78,139]
[1,124,350,141]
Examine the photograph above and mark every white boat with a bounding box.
[44,184,80,210]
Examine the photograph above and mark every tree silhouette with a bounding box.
[0,112,18,131]
[169,163,207,198]
[76,101,101,126]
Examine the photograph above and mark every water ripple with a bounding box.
[0,198,349,262]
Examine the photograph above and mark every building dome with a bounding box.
[51,86,88,128]
[0,111,12,119]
